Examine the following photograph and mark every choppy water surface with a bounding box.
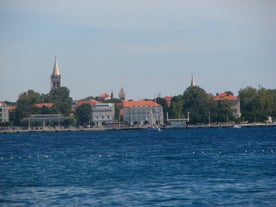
[0,127,275,206]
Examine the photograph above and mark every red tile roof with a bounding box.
[77,99,99,107]
[0,101,7,106]
[123,100,161,108]
[164,96,173,107]
[8,106,17,111]
[34,103,54,108]
[214,92,239,101]
[99,93,110,98]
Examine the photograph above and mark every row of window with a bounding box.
[94,115,111,120]
[126,109,163,114]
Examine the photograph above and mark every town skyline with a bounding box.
[1,1,276,102]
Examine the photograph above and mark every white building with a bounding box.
[0,102,9,123]
[91,103,115,127]
[123,100,164,126]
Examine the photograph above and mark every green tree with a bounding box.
[75,104,91,126]
[213,100,233,123]
[15,90,42,124]
[156,97,169,122]
[46,87,73,116]
[239,87,276,122]
[63,117,76,127]
[169,95,183,119]
[182,86,215,124]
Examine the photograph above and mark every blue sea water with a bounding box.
[0,127,275,206]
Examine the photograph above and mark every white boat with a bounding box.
[233,124,241,128]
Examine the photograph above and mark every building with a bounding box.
[123,100,164,126]
[97,93,111,102]
[119,87,126,101]
[76,99,99,107]
[91,103,115,127]
[214,92,241,118]
[51,57,62,89]
[0,102,9,123]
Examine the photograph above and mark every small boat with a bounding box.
[233,124,241,128]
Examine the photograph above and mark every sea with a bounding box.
[0,127,275,207]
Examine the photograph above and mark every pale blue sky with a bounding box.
[1,0,275,102]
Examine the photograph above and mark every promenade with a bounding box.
[1,123,276,134]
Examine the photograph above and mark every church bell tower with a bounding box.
[51,57,62,89]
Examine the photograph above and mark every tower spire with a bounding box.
[51,57,62,89]
[52,57,60,76]
[191,74,196,87]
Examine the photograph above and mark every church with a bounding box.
[50,57,62,89]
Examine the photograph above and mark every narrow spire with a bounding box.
[52,57,61,76]
[191,74,196,87]
[51,57,62,89]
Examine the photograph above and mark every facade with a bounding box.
[0,102,9,123]
[123,100,164,126]
[214,92,241,118]
[91,103,115,127]
[51,57,62,89]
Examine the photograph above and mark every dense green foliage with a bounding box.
[45,87,73,116]
[239,87,276,122]
[182,86,215,124]
[155,97,169,121]
[75,104,91,126]
[14,87,73,125]
[168,86,234,124]
[15,90,42,124]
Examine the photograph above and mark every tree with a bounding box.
[46,87,73,116]
[75,104,91,126]
[214,100,233,123]
[182,86,215,124]
[239,87,276,122]
[156,97,169,122]
[15,90,42,124]
[168,95,183,119]
[63,117,76,127]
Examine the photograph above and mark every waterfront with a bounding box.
[1,122,276,134]
[0,127,275,206]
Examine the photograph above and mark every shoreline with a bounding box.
[1,123,276,134]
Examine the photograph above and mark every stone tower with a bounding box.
[119,87,126,102]
[51,57,62,89]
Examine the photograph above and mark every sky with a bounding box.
[1,0,276,102]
